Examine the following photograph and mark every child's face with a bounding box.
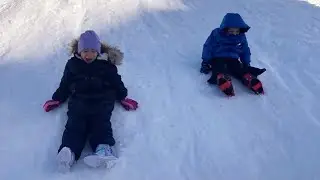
[80,49,98,63]
[227,28,240,35]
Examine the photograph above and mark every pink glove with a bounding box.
[120,98,138,111]
[43,100,60,112]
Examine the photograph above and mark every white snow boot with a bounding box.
[84,144,117,168]
[56,147,75,173]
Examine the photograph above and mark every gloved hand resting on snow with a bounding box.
[242,64,266,77]
[43,100,60,112]
[120,98,138,111]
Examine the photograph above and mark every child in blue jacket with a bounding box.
[201,13,266,96]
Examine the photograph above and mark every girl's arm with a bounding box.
[52,61,73,103]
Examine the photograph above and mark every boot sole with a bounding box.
[250,78,264,94]
[84,155,117,168]
[217,75,234,96]
[243,74,264,95]
[57,147,73,173]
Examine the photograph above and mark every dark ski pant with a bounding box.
[207,58,263,84]
[58,98,116,160]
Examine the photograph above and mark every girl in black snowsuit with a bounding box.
[43,30,138,171]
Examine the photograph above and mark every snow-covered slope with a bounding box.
[1,0,320,179]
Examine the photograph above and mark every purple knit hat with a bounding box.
[77,30,101,54]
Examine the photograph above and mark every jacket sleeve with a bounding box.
[240,35,251,65]
[201,29,218,62]
[52,61,72,103]
[107,64,128,101]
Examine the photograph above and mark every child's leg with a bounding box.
[58,103,88,161]
[84,102,117,168]
[88,101,116,152]
[207,58,228,84]
[226,60,247,79]
[228,60,264,94]
[207,58,235,96]
[84,102,116,168]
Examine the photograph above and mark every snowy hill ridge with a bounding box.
[1,0,320,180]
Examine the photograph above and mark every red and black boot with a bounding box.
[217,73,235,96]
[242,73,264,94]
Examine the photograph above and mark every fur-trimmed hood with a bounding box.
[69,39,124,65]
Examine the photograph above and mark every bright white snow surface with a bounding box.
[1,0,320,179]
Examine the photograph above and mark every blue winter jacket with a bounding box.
[202,13,251,65]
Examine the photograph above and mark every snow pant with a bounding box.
[58,98,116,160]
[207,58,264,84]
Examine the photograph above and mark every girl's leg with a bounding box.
[56,105,88,172]
[58,101,88,161]
[84,102,117,168]
[87,101,115,152]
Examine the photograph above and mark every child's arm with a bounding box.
[202,29,218,62]
[52,61,72,103]
[240,35,251,66]
[107,64,128,101]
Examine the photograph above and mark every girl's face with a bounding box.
[80,49,98,63]
[227,28,240,35]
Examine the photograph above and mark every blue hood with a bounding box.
[219,13,250,33]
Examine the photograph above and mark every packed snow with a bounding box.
[1,0,320,179]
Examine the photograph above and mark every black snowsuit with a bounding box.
[52,54,127,160]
